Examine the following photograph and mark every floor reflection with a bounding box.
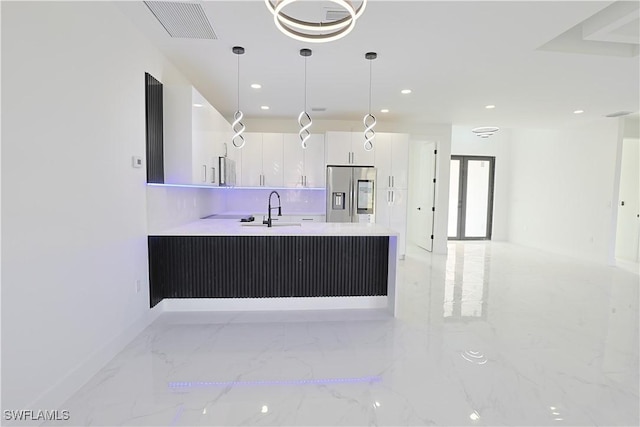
[444,242,490,321]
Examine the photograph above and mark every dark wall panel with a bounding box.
[148,236,389,307]
[145,72,164,183]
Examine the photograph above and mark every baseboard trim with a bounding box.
[27,304,163,412]
[161,296,388,312]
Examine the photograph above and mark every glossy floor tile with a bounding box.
[48,242,638,426]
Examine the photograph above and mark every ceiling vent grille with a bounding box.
[325,9,350,21]
[605,111,633,117]
[144,1,217,39]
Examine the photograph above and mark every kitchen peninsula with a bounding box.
[148,219,398,315]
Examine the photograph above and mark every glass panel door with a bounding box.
[448,156,495,240]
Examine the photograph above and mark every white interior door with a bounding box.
[415,141,437,251]
[615,138,640,262]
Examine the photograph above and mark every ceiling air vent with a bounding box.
[325,9,350,21]
[605,111,633,117]
[144,1,217,39]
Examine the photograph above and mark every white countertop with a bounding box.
[150,219,397,237]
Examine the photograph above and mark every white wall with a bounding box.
[450,126,511,241]
[1,1,198,410]
[508,119,622,264]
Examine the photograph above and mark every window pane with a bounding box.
[464,160,490,237]
[448,160,460,237]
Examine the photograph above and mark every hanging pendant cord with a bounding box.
[368,59,372,114]
[237,54,240,111]
[304,56,307,111]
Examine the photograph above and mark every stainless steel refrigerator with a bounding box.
[326,165,377,223]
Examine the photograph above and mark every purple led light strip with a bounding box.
[168,376,382,389]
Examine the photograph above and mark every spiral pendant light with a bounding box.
[231,46,246,149]
[363,52,377,151]
[298,48,312,149]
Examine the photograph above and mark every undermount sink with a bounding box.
[241,222,302,227]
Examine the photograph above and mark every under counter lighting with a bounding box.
[380,109,389,113]
[251,83,262,89]
[485,104,496,109]
[573,110,584,114]
[261,105,270,110]
[401,89,412,94]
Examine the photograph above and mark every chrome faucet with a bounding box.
[263,190,282,227]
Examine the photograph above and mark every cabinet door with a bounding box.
[240,133,263,187]
[374,133,393,189]
[262,133,284,187]
[351,132,376,165]
[389,188,408,258]
[325,132,352,165]
[283,133,304,187]
[375,183,391,227]
[391,133,410,189]
[303,134,325,187]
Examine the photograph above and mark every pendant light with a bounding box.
[231,46,246,148]
[363,51,377,151]
[298,48,312,149]
[264,0,367,44]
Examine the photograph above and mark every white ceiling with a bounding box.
[116,1,640,130]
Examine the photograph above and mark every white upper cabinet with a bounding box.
[239,132,283,187]
[262,133,284,187]
[375,132,409,189]
[325,131,375,165]
[164,85,230,185]
[239,132,263,187]
[283,133,325,187]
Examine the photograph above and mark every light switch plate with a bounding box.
[132,156,143,168]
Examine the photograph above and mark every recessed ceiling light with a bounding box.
[573,110,584,114]
[401,89,412,94]
[485,105,496,109]
[251,83,262,89]
[193,103,203,107]
[380,109,389,113]
[260,105,270,110]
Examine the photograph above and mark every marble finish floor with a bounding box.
[49,242,638,426]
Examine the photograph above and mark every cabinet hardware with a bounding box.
[392,176,394,187]
[202,165,207,182]
[388,176,391,187]
[211,167,216,183]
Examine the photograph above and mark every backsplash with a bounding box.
[147,186,325,232]
[146,186,227,232]
[224,188,325,216]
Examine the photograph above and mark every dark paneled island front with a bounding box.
[148,220,398,315]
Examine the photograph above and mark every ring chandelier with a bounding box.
[264,0,367,43]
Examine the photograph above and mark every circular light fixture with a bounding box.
[485,104,496,109]
[401,89,412,94]
[573,110,584,114]
[380,109,389,113]
[261,105,270,110]
[472,126,499,138]
[251,83,262,89]
[265,0,367,43]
